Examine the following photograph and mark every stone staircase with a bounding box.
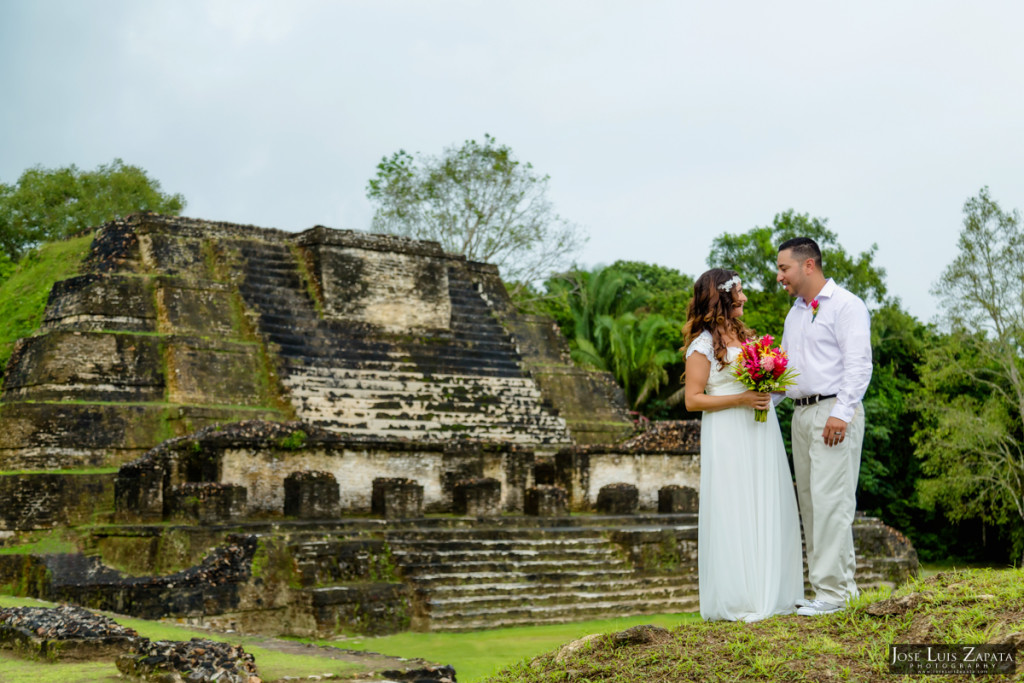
[391,526,698,631]
[233,241,571,445]
[283,516,700,633]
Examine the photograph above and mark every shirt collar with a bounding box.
[798,278,837,307]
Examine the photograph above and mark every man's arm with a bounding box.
[831,295,872,423]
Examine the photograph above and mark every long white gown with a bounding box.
[687,330,804,622]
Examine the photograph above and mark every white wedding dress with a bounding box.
[687,330,804,621]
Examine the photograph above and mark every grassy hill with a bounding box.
[487,568,1024,682]
[0,234,93,374]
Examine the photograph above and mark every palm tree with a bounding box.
[572,311,681,410]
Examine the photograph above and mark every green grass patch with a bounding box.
[0,528,82,555]
[327,613,699,682]
[0,234,93,374]
[0,468,119,476]
[489,568,1024,683]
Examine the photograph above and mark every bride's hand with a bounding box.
[740,391,772,410]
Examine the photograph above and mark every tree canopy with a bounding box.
[707,210,887,335]
[914,187,1024,561]
[0,159,185,262]
[366,134,585,289]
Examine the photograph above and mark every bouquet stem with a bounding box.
[754,408,768,423]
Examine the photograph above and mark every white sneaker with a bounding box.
[796,598,813,608]
[796,599,843,616]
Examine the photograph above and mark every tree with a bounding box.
[0,159,185,262]
[572,312,682,411]
[707,210,887,335]
[366,134,585,289]
[915,187,1024,562]
[607,260,694,322]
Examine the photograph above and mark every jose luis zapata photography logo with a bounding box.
[889,644,1016,675]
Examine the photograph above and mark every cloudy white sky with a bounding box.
[3,1,1023,323]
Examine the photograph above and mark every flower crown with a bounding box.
[717,275,741,292]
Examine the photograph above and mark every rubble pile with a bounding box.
[116,637,261,683]
[0,603,139,659]
[619,420,700,452]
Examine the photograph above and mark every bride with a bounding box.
[682,268,803,622]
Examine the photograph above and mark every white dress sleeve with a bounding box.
[685,330,715,364]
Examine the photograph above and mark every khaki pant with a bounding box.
[791,399,864,605]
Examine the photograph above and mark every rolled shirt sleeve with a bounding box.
[832,295,872,423]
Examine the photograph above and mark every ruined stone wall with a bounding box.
[115,421,535,522]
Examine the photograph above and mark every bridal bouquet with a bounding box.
[733,334,798,422]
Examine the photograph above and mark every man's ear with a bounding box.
[803,258,816,274]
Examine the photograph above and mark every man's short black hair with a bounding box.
[778,237,822,271]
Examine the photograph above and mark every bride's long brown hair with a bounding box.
[681,268,754,368]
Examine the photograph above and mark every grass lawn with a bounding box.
[327,612,702,682]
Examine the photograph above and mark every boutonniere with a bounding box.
[811,298,820,322]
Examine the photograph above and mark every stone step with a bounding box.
[289,403,557,423]
[391,547,620,566]
[426,597,699,632]
[291,408,566,431]
[242,272,303,289]
[422,574,696,601]
[397,557,626,577]
[281,356,523,377]
[283,382,544,404]
[285,394,546,415]
[386,537,611,552]
[424,582,699,617]
[280,374,540,395]
[273,338,523,363]
[282,366,540,388]
[280,355,526,378]
[405,567,636,587]
[302,416,568,438]
[267,334,523,363]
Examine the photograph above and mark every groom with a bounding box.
[776,237,872,616]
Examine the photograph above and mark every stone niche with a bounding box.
[297,227,452,333]
[555,421,701,511]
[114,420,535,520]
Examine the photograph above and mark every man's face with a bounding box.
[776,248,806,297]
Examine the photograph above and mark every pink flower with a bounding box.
[760,355,775,373]
[811,298,820,321]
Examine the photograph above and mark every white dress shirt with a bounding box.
[781,279,872,423]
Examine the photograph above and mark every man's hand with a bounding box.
[822,416,848,447]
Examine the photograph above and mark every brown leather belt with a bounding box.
[794,393,837,407]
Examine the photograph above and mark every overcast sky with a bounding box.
[3,1,1023,323]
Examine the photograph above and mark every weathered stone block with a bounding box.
[524,485,568,517]
[452,477,502,517]
[114,462,165,524]
[596,483,639,515]
[2,331,165,402]
[156,278,237,337]
[166,483,247,524]
[165,339,267,406]
[658,485,699,513]
[284,471,339,519]
[298,227,451,333]
[308,583,410,636]
[371,478,423,519]
[42,274,156,332]
[0,473,115,531]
